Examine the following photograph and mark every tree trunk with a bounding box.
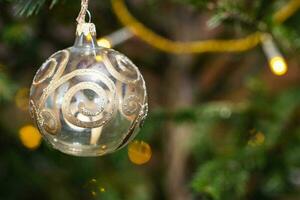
[164,54,194,200]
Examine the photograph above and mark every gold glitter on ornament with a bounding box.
[128,140,152,165]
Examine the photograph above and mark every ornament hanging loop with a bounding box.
[86,9,92,23]
[75,0,96,36]
[76,0,90,24]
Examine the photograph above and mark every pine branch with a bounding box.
[12,0,60,16]
[0,73,17,102]
[173,0,211,8]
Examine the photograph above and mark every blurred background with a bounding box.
[1,0,300,199]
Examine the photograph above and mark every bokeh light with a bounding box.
[19,125,42,149]
[15,87,29,111]
[269,56,288,76]
[84,178,106,198]
[0,63,5,72]
[97,38,112,48]
[128,140,152,165]
[248,131,265,147]
[95,55,103,62]
[86,33,93,42]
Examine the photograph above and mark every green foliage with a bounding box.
[0,72,17,102]
[172,0,209,8]
[7,0,300,51]
[189,82,300,199]
[10,0,59,16]
[192,159,249,200]
[2,24,32,44]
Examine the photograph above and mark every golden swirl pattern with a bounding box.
[139,103,148,128]
[103,50,140,84]
[62,82,116,128]
[40,109,61,135]
[122,95,141,116]
[30,100,61,135]
[116,103,148,150]
[29,100,42,126]
[33,58,57,85]
[31,49,117,133]
[33,50,69,86]
[78,102,104,116]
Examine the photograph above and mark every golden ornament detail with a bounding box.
[29,0,148,157]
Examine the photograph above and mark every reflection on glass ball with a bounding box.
[29,30,148,156]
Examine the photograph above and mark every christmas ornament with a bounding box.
[128,140,152,165]
[29,0,148,157]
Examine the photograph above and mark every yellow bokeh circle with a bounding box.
[128,140,152,165]
[19,125,42,149]
[15,88,30,111]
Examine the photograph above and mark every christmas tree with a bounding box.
[1,0,300,199]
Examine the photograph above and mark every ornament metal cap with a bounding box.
[76,23,96,36]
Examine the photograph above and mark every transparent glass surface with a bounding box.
[29,27,148,156]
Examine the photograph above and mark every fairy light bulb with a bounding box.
[261,34,288,76]
[270,56,288,76]
[97,28,133,48]
[97,38,111,48]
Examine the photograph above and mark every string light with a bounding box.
[111,0,299,54]
[270,57,288,76]
[111,0,262,54]
[261,34,288,76]
[273,0,300,23]
[19,125,41,149]
[128,140,152,165]
[97,27,133,48]
[108,0,298,76]
[97,38,111,48]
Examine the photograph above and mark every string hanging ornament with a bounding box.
[29,0,148,157]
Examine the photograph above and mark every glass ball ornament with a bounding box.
[29,23,148,156]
